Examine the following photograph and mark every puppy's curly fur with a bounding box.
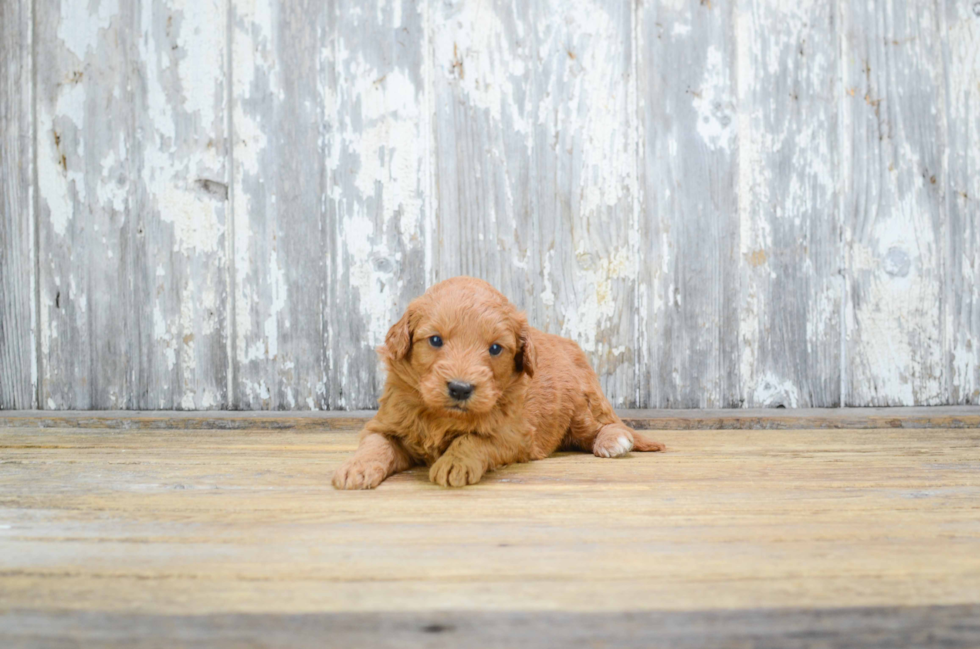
[333,277,664,489]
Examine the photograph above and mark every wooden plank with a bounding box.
[229,0,333,409]
[34,0,230,409]
[231,0,430,410]
[429,0,534,302]
[944,0,980,404]
[0,0,35,409]
[736,0,841,407]
[9,0,979,413]
[0,410,373,431]
[530,0,638,407]
[619,405,980,430]
[431,0,638,406]
[637,0,740,409]
[326,0,430,409]
[3,606,980,649]
[840,0,947,406]
[0,426,978,626]
[1,406,979,430]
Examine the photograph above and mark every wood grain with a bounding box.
[34,0,230,409]
[532,0,638,407]
[430,0,536,326]
[1,423,978,648]
[841,0,947,406]
[328,0,429,409]
[2,407,980,430]
[944,0,980,405]
[0,0,35,409]
[638,0,740,409]
[3,606,980,649]
[736,0,841,407]
[4,0,980,410]
[431,0,638,406]
[230,0,332,409]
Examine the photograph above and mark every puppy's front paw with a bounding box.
[332,458,388,490]
[429,453,485,487]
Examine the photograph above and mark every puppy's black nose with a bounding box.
[447,381,475,401]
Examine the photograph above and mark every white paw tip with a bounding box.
[616,435,633,454]
[595,435,633,458]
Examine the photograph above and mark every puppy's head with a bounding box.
[380,277,535,419]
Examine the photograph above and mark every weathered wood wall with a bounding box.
[1,0,978,410]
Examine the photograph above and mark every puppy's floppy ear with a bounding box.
[380,304,414,363]
[514,323,536,377]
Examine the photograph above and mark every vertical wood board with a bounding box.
[230,0,332,409]
[328,0,430,409]
[736,0,842,407]
[35,0,230,409]
[431,0,638,406]
[638,0,741,408]
[0,0,36,409]
[840,0,947,406]
[2,0,976,409]
[943,0,980,404]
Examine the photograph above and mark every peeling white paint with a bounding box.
[694,46,734,151]
[331,14,429,368]
[945,1,980,403]
[349,68,424,243]
[59,0,117,60]
[263,246,287,360]
[540,249,556,308]
[433,0,529,135]
[154,303,176,371]
[38,84,87,237]
[159,185,223,254]
[172,0,225,127]
[232,0,276,386]
[562,246,634,353]
[751,372,801,408]
[344,213,394,347]
[25,0,972,411]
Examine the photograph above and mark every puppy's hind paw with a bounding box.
[593,423,639,458]
[593,432,633,458]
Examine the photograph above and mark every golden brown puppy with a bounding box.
[332,277,664,489]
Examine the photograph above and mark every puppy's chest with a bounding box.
[399,424,468,464]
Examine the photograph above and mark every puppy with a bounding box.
[332,277,664,489]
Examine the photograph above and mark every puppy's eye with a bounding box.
[489,343,503,356]
[429,335,444,348]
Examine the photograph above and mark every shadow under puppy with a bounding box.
[333,277,665,489]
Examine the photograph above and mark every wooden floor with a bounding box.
[2,411,980,648]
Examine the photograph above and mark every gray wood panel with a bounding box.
[34,0,230,409]
[329,0,429,409]
[430,0,536,310]
[840,0,947,406]
[5,606,979,649]
[638,0,740,408]
[0,0,35,409]
[736,0,842,407]
[230,0,332,409]
[4,0,978,409]
[4,406,980,431]
[944,0,980,404]
[2,424,980,646]
[431,0,638,406]
[528,0,638,407]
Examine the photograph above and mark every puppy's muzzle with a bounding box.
[447,381,475,402]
